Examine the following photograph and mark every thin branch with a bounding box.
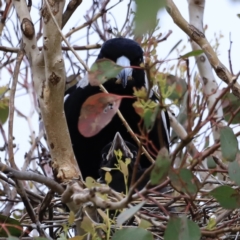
[0,44,102,53]
[166,0,240,98]
[0,162,64,194]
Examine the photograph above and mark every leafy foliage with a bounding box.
[210,186,240,209]
[169,168,201,197]
[0,215,22,237]
[222,92,240,124]
[112,227,154,240]
[228,153,240,186]
[89,59,123,86]
[220,126,238,162]
[134,0,166,36]
[150,147,170,185]
[0,86,9,125]
[180,50,204,59]
[78,93,133,137]
[164,216,201,240]
[117,201,145,226]
[2,0,240,239]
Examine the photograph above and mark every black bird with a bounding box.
[64,38,170,181]
[98,132,149,193]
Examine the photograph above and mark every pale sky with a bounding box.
[0,0,240,168]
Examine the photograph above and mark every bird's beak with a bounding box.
[106,132,133,160]
[116,56,133,88]
[97,177,105,183]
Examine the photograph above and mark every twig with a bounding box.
[228,33,234,75]
[99,84,155,164]
[166,0,240,98]
[7,50,44,234]
[0,162,64,194]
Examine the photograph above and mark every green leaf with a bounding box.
[206,217,216,230]
[105,171,112,185]
[0,86,9,125]
[112,227,153,240]
[237,13,240,18]
[117,201,145,226]
[0,215,22,237]
[68,211,75,225]
[134,0,166,36]
[164,216,201,240]
[229,153,240,186]
[81,216,95,235]
[222,92,240,124]
[150,147,170,185]
[210,185,240,209]
[143,106,159,131]
[119,160,128,178]
[85,177,102,188]
[143,109,153,130]
[88,59,123,86]
[139,219,152,229]
[162,74,187,101]
[207,156,217,169]
[180,50,204,59]
[0,104,9,125]
[169,168,201,196]
[220,126,238,162]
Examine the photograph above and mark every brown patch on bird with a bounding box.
[49,72,61,86]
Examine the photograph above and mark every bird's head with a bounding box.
[98,132,140,190]
[97,38,145,88]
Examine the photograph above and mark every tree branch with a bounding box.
[166,0,240,97]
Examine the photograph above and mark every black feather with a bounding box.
[64,38,170,180]
[98,132,149,193]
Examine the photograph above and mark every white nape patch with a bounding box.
[116,56,133,83]
[76,73,89,89]
[116,56,131,67]
[64,94,69,103]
